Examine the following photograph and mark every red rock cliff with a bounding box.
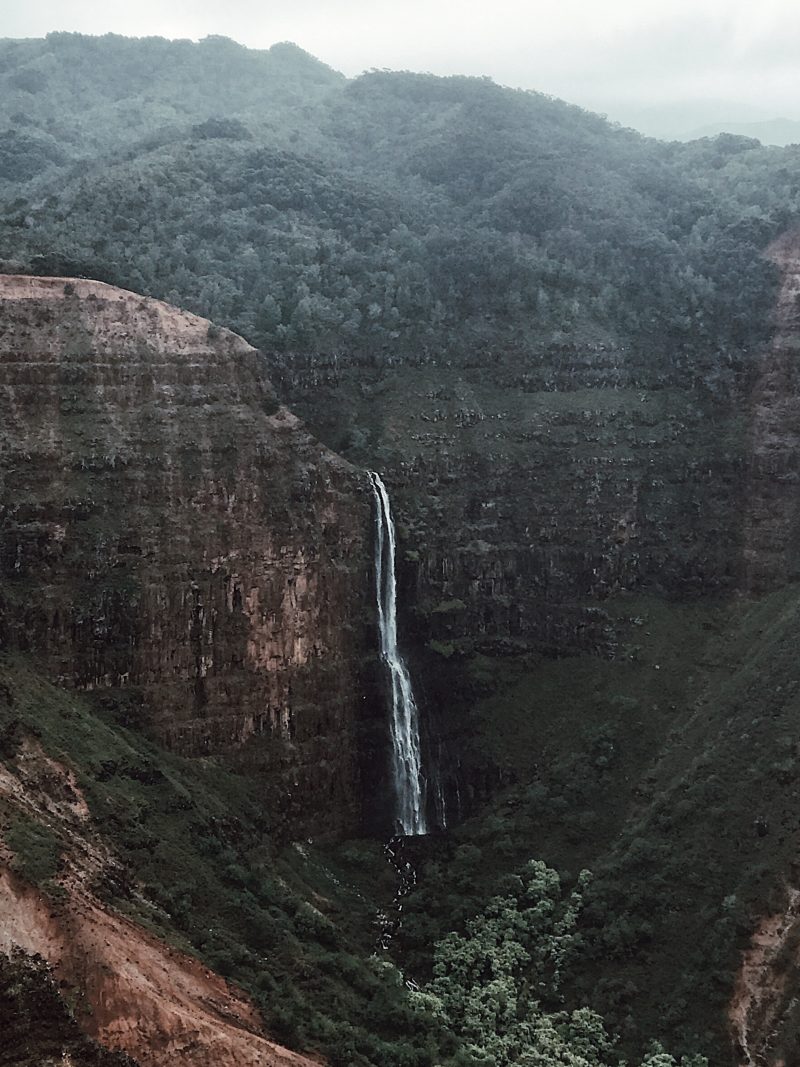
[0,276,374,836]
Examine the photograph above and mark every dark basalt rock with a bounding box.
[0,275,382,838]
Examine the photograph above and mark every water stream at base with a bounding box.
[375,836,418,953]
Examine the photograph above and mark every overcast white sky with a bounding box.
[4,0,800,132]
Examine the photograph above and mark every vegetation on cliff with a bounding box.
[0,655,708,1066]
[4,29,800,1067]
[0,659,428,1064]
[0,948,136,1067]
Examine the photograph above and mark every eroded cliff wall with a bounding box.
[275,337,750,663]
[0,276,374,836]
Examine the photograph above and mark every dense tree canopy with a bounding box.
[1,36,798,368]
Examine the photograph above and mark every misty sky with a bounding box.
[5,0,800,133]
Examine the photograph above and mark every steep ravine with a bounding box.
[5,234,800,1066]
[0,275,377,838]
[273,231,800,1063]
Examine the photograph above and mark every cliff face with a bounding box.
[276,341,749,663]
[0,276,374,836]
[272,231,800,655]
[744,230,800,592]
[271,244,800,827]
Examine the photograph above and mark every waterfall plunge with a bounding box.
[368,472,427,835]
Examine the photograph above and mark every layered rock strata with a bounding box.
[275,339,751,661]
[0,276,373,836]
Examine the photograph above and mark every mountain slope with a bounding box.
[0,653,430,1066]
[0,33,343,168]
[0,736,317,1067]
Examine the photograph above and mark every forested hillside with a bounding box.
[4,31,800,1067]
[2,32,798,361]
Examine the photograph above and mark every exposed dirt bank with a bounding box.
[0,736,321,1067]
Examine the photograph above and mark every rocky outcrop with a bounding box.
[730,885,800,1067]
[0,276,375,837]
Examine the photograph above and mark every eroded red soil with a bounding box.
[0,739,321,1067]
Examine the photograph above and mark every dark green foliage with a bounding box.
[397,592,800,1062]
[0,656,436,1065]
[5,812,62,888]
[0,33,792,369]
[191,117,252,140]
[0,128,65,182]
[0,948,136,1066]
[0,32,342,164]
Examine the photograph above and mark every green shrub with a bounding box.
[6,813,62,888]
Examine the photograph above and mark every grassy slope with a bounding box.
[398,589,800,1061]
[6,590,799,1063]
[0,655,433,1066]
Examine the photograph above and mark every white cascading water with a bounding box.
[368,471,427,835]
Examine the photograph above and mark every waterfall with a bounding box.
[368,471,427,835]
[435,776,448,830]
